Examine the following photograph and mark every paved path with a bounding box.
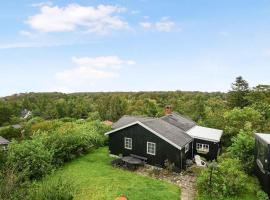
[177,174,196,200]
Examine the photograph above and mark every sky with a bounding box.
[1,0,270,97]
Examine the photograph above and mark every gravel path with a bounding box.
[177,174,196,200]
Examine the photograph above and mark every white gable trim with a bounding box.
[191,135,220,143]
[105,121,183,150]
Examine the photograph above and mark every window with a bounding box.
[124,137,132,150]
[196,143,209,153]
[257,140,266,171]
[185,144,189,153]
[147,142,156,155]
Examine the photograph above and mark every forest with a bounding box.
[0,76,270,200]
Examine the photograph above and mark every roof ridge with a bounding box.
[121,115,155,119]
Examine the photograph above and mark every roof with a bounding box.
[0,136,10,145]
[186,125,223,142]
[112,115,153,129]
[160,112,196,131]
[142,119,193,147]
[107,116,193,150]
[12,124,22,129]
[255,133,270,144]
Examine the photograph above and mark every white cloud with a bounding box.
[26,4,128,34]
[31,1,53,7]
[155,17,175,32]
[19,30,36,38]
[139,17,176,32]
[139,22,152,29]
[56,56,135,84]
[0,41,73,50]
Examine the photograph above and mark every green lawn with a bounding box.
[40,147,180,200]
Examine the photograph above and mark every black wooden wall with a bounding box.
[254,140,270,197]
[192,138,220,160]
[108,124,187,170]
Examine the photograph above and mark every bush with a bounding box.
[197,158,248,199]
[0,125,21,140]
[227,123,255,173]
[36,122,108,166]
[7,139,53,180]
[31,178,74,200]
[257,190,269,200]
[0,167,31,200]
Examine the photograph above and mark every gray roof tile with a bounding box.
[160,112,196,131]
[112,115,192,148]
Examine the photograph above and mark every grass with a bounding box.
[40,147,180,200]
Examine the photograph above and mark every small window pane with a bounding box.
[196,143,209,153]
[124,138,132,150]
[147,142,156,155]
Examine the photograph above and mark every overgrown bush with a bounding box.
[257,190,269,200]
[0,125,21,140]
[0,167,31,200]
[197,158,248,199]
[227,123,255,173]
[30,178,75,200]
[7,139,53,180]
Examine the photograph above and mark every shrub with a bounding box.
[227,123,255,173]
[31,178,74,200]
[0,167,31,200]
[257,190,269,200]
[197,158,248,199]
[0,125,21,140]
[7,139,53,180]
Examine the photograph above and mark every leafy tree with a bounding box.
[199,97,227,129]
[227,123,255,173]
[228,76,250,108]
[197,158,248,199]
[0,100,13,126]
[224,107,262,146]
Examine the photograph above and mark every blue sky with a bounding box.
[1,0,270,96]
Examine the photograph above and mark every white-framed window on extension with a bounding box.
[185,143,189,153]
[147,142,156,155]
[124,137,132,150]
[196,143,209,153]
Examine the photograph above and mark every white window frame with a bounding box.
[147,142,156,155]
[185,143,189,153]
[196,143,209,153]
[124,137,132,150]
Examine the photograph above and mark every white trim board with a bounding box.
[105,121,183,150]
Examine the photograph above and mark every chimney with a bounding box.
[165,105,173,115]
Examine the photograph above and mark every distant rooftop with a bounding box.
[0,136,9,145]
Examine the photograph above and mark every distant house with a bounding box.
[12,124,22,129]
[105,106,223,171]
[255,133,270,197]
[0,136,10,150]
[21,109,32,119]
